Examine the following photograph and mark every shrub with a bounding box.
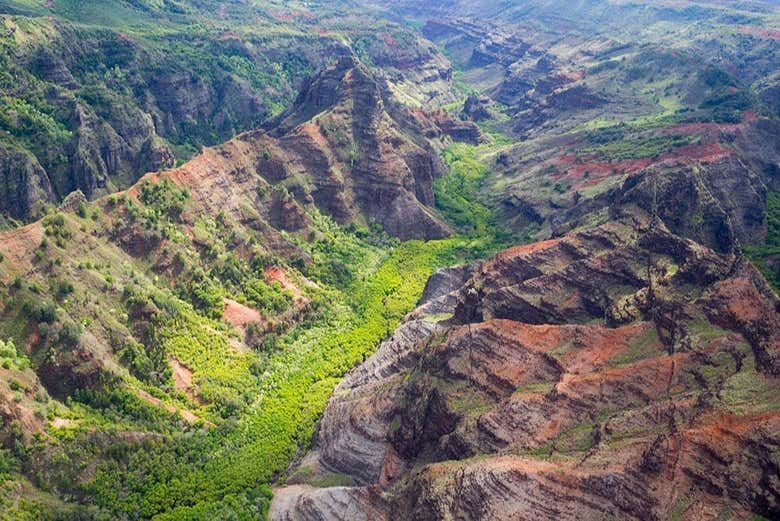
[58,321,83,350]
[55,280,75,300]
[243,280,292,314]
[187,278,224,319]
[22,299,57,323]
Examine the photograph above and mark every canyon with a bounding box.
[0,0,778,520]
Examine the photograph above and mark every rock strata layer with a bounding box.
[272,218,780,521]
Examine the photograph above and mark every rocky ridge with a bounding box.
[0,3,465,225]
[272,216,780,520]
[145,55,481,241]
[0,54,478,419]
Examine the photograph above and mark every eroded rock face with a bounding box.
[0,21,280,222]
[314,265,472,484]
[0,146,56,221]
[270,485,389,521]
[498,119,780,256]
[255,56,480,240]
[107,57,481,254]
[461,94,494,122]
[272,219,780,520]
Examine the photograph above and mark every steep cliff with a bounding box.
[0,46,489,518]
[260,56,468,239]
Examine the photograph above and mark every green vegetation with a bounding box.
[0,153,502,518]
[580,130,697,161]
[610,327,661,366]
[746,191,780,290]
[555,421,597,453]
[434,142,514,249]
[0,0,434,223]
[722,355,777,415]
[3,1,776,519]
[436,143,492,235]
[54,235,489,520]
[0,338,26,370]
[697,67,754,123]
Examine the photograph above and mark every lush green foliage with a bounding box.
[0,174,500,519]
[747,191,780,290]
[435,143,493,235]
[21,233,487,520]
[580,130,697,160]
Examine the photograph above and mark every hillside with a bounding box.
[0,42,495,519]
[274,218,780,520]
[0,1,778,520]
[0,0,458,225]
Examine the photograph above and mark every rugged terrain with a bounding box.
[0,0,459,225]
[273,217,780,520]
[0,21,486,518]
[270,1,780,521]
[0,0,778,520]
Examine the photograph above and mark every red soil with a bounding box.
[550,140,732,191]
[136,389,201,424]
[709,276,780,330]
[449,320,655,377]
[222,298,264,329]
[269,10,295,23]
[557,352,688,399]
[666,122,743,135]
[0,222,43,281]
[738,26,780,40]
[550,156,653,189]
[264,266,302,300]
[377,32,399,47]
[673,142,730,163]
[169,356,205,405]
[494,238,563,260]
[297,123,330,151]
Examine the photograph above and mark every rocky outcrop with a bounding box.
[68,102,175,199]
[512,85,606,134]
[461,94,494,122]
[306,266,472,486]
[109,56,480,258]
[256,56,463,239]
[270,485,390,521]
[0,15,342,223]
[272,219,780,520]
[0,146,56,220]
[498,118,780,255]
